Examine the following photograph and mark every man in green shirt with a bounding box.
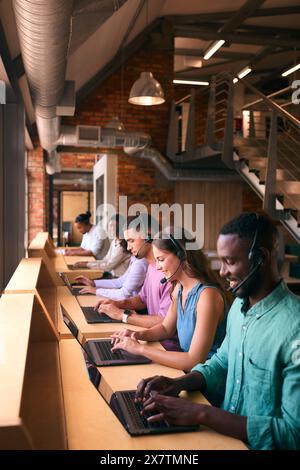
[136,213,300,450]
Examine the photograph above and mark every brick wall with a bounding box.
[63,42,176,214]
[27,145,46,242]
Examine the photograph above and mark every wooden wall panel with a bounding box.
[175,181,243,250]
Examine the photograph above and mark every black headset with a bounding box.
[169,234,186,261]
[248,213,265,265]
[229,213,265,295]
[159,233,186,284]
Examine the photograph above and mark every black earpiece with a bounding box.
[169,234,186,261]
[248,214,265,266]
[229,213,265,295]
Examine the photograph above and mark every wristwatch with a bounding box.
[122,309,133,324]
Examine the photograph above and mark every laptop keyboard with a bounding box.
[120,391,168,429]
[82,306,120,323]
[94,340,124,361]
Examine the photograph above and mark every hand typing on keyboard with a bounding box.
[135,375,181,402]
[142,392,204,427]
[111,335,144,357]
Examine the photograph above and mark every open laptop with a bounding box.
[66,264,89,270]
[60,304,151,366]
[87,362,199,436]
[80,305,121,324]
[59,272,91,296]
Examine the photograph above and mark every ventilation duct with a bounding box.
[45,149,61,175]
[13,0,74,152]
[137,148,239,181]
[57,125,151,151]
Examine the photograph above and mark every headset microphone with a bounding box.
[160,261,183,284]
[135,236,152,259]
[160,234,186,284]
[228,257,263,294]
[228,213,265,296]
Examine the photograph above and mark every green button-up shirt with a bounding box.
[192,281,300,450]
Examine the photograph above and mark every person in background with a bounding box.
[135,213,300,450]
[64,211,109,259]
[75,216,148,299]
[111,228,229,371]
[73,213,131,277]
[94,214,179,351]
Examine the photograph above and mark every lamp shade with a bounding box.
[128,72,165,106]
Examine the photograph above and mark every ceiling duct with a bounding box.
[137,147,239,181]
[13,0,74,152]
[57,125,151,151]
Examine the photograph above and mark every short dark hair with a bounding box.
[219,212,279,252]
[75,211,91,224]
[123,213,159,239]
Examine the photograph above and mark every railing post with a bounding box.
[205,77,216,149]
[222,76,234,169]
[166,100,179,160]
[185,88,196,158]
[263,109,279,217]
[249,110,256,138]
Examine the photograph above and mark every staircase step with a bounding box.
[281,254,299,278]
[290,263,300,279]
[277,181,300,195]
[258,168,292,182]
[286,245,300,257]
[279,194,300,210]
[246,157,268,169]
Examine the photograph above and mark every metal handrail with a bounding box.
[239,77,300,130]
[242,85,293,110]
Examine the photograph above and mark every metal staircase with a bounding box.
[150,72,300,243]
[231,79,300,243]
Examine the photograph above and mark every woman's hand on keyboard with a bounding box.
[110,329,139,346]
[111,335,142,356]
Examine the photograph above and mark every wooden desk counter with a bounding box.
[57,287,144,339]
[64,254,96,264]
[54,254,101,280]
[59,339,247,450]
[0,294,66,449]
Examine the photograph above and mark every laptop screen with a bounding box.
[60,303,79,338]
[59,272,72,289]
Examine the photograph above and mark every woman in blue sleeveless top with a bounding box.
[111,228,231,371]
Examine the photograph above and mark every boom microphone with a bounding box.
[228,258,263,295]
[160,261,183,284]
[135,238,152,259]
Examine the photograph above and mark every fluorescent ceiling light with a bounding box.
[173,79,209,86]
[282,63,300,77]
[238,66,252,79]
[203,40,225,60]
[233,77,239,84]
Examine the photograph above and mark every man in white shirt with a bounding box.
[64,211,109,259]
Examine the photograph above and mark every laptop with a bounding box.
[67,264,90,270]
[87,363,199,436]
[59,272,91,296]
[80,306,121,324]
[60,304,151,366]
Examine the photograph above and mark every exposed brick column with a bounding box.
[27,145,46,243]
